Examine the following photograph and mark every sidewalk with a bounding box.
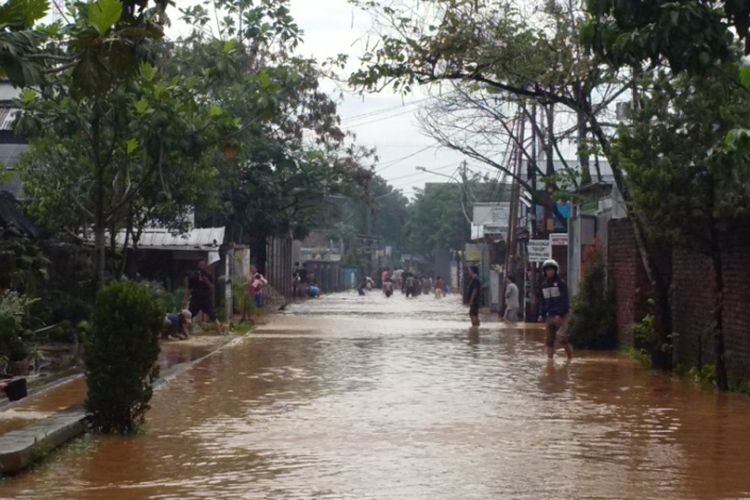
[0,332,245,475]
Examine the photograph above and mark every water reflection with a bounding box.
[1,292,749,499]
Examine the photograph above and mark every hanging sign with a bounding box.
[527,239,551,263]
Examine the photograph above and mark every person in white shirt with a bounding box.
[503,276,520,322]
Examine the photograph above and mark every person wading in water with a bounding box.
[538,259,572,360]
[466,265,481,327]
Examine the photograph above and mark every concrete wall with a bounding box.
[266,236,293,298]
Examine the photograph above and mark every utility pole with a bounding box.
[529,104,538,239]
[507,114,525,268]
[502,112,525,318]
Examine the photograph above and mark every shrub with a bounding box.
[0,239,50,296]
[0,315,30,362]
[139,280,183,312]
[623,314,655,367]
[85,281,164,434]
[567,246,617,350]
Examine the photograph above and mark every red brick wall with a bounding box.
[671,249,715,369]
[609,219,750,380]
[673,226,750,379]
[607,219,650,347]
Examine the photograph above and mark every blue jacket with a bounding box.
[539,278,570,317]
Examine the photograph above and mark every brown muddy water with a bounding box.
[1,292,749,499]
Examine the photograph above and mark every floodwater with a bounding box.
[2,293,750,499]
[0,337,227,436]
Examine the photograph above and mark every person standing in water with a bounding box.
[466,265,481,326]
[434,276,445,298]
[538,259,572,360]
[503,276,520,322]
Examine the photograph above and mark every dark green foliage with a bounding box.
[139,280,182,313]
[583,0,737,73]
[623,314,655,368]
[631,314,655,354]
[85,281,163,434]
[568,251,617,350]
[0,315,30,362]
[0,239,50,296]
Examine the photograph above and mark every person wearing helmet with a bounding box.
[538,259,572,360]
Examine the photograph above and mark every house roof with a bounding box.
[0,190,38,238]
[0,107,18,131]
[117,227,225,251]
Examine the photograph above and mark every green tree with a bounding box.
[316,174,409,271]
[18,60,234,283]
[615,69,750,390]
[406,183,469,258]
[12,0,195,287]
[583,0,749,73]
[173,0,370,266]
[0,0,49,85]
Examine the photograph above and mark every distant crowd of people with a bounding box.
[356,268,449,300]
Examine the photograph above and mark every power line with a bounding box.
[344,107,423,129]
[340,92,456,124]
[341,98,430,123]
[385,162,456,182]
[374,144,440,173]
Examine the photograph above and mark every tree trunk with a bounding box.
[93,107,106,290]
[119,209,134,279]
[94,223,106,290]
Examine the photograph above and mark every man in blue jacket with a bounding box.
[538,259,572,360]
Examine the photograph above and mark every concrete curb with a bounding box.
[0,409,86,474]
[0,332,248,475]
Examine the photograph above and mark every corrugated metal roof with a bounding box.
[0,107,19,131]
[116,227,225,250]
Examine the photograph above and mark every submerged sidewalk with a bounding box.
[0,333,245,475]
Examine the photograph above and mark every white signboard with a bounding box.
[549,233,569,246]
[472,202,511,226]
[528,239,551,263]
[472,224,507,240]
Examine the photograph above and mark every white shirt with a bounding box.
[505,282,520,309]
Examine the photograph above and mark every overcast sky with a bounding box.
[165,0,499,197]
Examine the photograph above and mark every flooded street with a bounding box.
[2,292,750,499]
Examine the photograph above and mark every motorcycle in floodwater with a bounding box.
[383,281,394,298]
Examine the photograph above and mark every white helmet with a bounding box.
[542,259,559,271]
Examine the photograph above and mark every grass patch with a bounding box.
[621,346,651,368]
[230,322,254,335]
